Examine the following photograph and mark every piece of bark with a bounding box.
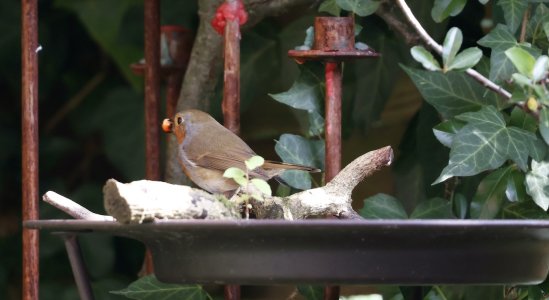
[103,180,240,224]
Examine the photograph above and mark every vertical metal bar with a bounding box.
[60,234,95,300]
[221,2,242,298]
[221,3,241,135]
[324,61,343,182]
[21,0,40,299]
[143,0,161,275]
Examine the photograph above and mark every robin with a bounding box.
[162,109,320,194]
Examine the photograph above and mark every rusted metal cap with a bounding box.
[288,16,379,63]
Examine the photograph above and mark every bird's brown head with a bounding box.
[162,110,215,144]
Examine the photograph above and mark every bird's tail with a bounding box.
[263,160,321,173]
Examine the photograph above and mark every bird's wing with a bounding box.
[193,150,250,172]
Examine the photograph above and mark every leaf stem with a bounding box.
[394,0,512,100]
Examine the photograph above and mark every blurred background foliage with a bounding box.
[0,0,522,299]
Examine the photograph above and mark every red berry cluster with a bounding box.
[211,0,248,35]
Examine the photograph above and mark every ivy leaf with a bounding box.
[223,167,247,187]
[503,200,549,219]
[297,285,324,300]
[335,0,380,16]
[411,198,455,219]
[453,193,468,219]
[111,275,209,300]
[505,46,536,76]
[478,24,541,83]
[497,0,528,34]
[245,156,264,171]
[447,47,483,71]
[432,119,466,148]
[431,0,467,22]
[532,55,549,82]
[505,168,527,202]
[251,178,272,197]
[269,65,322,113]
[470,166,513,219]
[294,26,314,51]
[509,107,537,132]
[275,134,324,190]
[359,194,408,219]
[526,160,549,211]
[541,108,549,145]
[402,66,503,118]
[319,0,341,16]
[442,27,463,69]
[410,46,441,71]
[434,106,538,184]
[527,4,549,49]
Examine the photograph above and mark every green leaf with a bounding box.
[527,4,549,49]
[431,0,467,22]
[308,111,325,137]
[360,194,408,219]
[245,156,265,171]
[541,108,549,145]
[410,198,455,219]
[478,24,541,83]
[479,0,489,4]
[269,65,323,113]
[505,46,536,76]
[295,26,314,51]
[497,0,528,34]
[111,275,209,300]
[319,0,341,16]
[532,55,549,82]
[503,200,549,219]
[250,178,272,196]
[447,47,483,71]
[509,107,537,132]
[442,27,463,69]
[526,159,549,210]
[275,134,324,190]
[505,169,527,202]
[544,21,549,40]
[297,285,324,300]
[55,0,143,89]
[433,119,466,148]
[223,167,247,187]
[402,66,503,118]
[453,193,468,219]
[470,166,513,219]
[411,46,441,71]
[335,0,380,16]
[434,106,538,183]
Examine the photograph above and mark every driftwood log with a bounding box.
[42,146,393,224]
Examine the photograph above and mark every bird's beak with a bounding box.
[162,118,173,133]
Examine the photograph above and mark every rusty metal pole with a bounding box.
[21,0,40,299]
[287,16,380,300]
[221,0,241,135]
[324,62,343,181]
[143,0,161,274]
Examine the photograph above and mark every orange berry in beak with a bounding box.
[162,118,174,133]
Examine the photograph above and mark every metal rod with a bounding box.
[221,8,241,135]
[324,61,343,182]
[21,0,40,299]
[60,234,95,300]
[143,0,161,275]
[224,285,241,300]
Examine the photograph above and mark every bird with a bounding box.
[162,109,320,194]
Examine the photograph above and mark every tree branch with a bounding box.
[391,0,512,100]
[43,147,393,224]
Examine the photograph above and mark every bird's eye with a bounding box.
[177,117,183,125]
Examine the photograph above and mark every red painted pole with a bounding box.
[324,62,343,182]
[143,0,161,274]
[221,0,241,135]
[21,0,40,299]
